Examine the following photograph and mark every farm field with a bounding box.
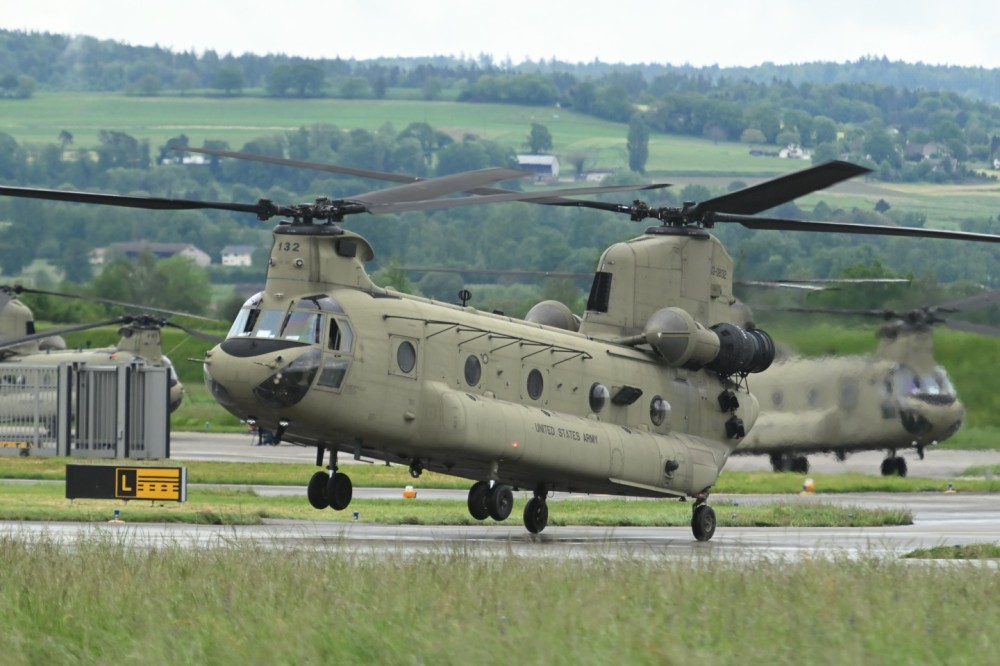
[4,92,1000,226]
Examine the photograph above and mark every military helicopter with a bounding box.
[2,156,999,541]
[737,291,1000,476]
[0,285,219,413]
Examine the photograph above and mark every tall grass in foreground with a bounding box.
[1,535,997,665]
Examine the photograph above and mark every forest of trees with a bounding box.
[0,29,998,320]
[3,29,1000,186]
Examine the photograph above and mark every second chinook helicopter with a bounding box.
[0,285,219,413]
[2,156,998,540]
[737,292,1000,476]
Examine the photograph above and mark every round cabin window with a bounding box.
[527,369,544,400]
[397,341,416,373]
[464,355,482,386]
[650,396,670,426]
[589,383,610,413]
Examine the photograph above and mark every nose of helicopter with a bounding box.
[898,396,966,444]
[203,339,321,414]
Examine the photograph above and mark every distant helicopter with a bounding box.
[0,285,218,412]
[2,155,998,541]
[737,292,1000,476]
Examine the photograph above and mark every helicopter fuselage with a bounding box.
[203,224,761,500]
[736,352,965,459]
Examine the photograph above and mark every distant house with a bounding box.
[516,155,560,182]
[583,168,619,182]
[904,143,940,161]
[89,241,211,267]
[220,244,257,267]
[779,143,811,160]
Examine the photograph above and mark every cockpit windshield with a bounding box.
[226,293,346,345]
[891,364,956,398]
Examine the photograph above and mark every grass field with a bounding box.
[5,91,1000,228]
[1,537,997,664]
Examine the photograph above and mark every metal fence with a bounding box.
[0,363,169,459]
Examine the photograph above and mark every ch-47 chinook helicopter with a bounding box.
[3,155,1000,541]
[0,285,219,413]
[737,290,1000,476]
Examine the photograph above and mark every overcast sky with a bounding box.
[5,0,1000,69]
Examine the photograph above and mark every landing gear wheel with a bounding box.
[893,456,908,477]
[467,481,491,520]
[692,504,717,542]
[326,472,353,511]
[791,455,810,474]
[307,471,329,510]
[487,484,514,521]
[769,453,788,473]
[523,496,549,534]
[881,457,895,476]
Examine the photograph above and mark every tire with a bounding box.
[791,456,810,474]
[692,504,717,542]
[326,472,353,511]
[894,456,908,477]
[487,484,514,521]
[307,471,329,510]
[880,458,895,476]
[523,497,549,534]
[467,481,491,520]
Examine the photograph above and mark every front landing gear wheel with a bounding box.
[326,472,353,511]
[692,504,717,542]
[523,496,549,534]
[307,471,329,510]
[487,484,514,521]
[467,481,491,520]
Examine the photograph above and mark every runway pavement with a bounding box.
[2,491,998,561]
[170,431,1000,478]
[3,431,997,559]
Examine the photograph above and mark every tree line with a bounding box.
[3,30,1000,184]
[1,119,997,323]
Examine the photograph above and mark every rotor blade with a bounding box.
[0,185,272,216]
[401,266,590,279]
[753,305,889,317]
[736,281,830,291]
[175,145,423,184]
[942,318,1000,337]
[174,146,607,203]
[690,161,872,216]
[0,317,127,351]
[365,182,670,214]
[13,286,221,322]
[351,167,530,205]
[737,278,909,289]
[163,321,224,343]
[930,289,1000,314]
[713,213,1000,243]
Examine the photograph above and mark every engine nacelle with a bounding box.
[525,300,581,332]
[643,307,774,376]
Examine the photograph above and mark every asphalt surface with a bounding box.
[170,431,1000,479]
[2,431,996,560]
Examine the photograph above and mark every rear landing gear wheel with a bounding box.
[791,455,810,474]
[692,504,717,542]
[467,481,491,520]
[326,472,353,511]
[881,456,907,477]
[487,484,514,521]
[307,471,329,510]
[523,496,549,534]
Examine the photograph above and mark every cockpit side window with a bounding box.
[253,310,285,338]
[281,310,321,343]
[329,317,354,352]
[227,292,264,338]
